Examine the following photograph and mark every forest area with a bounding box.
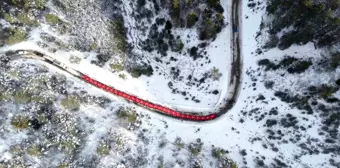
[264,0,340,50]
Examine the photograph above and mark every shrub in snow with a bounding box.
[316,84,339,99]
[158,139,167,148]
[96,143,110,156]
[257,59,277,71]
[119,73,127,79]
[173,38,184,52]
[2,28,26,45]
[188,140,203,156]
[187,11,198,28]
[60,96,80,111]
[209,67,222,81]
[110,62,124,71]
[174,137,185,150]
[189,47,200,60]
[176,158,186,167]
[11,115,30,129]
[27,145,42,156]
[12,91,32,104]
[96,54,111,67]
[3,13,14,23]
[9,144,25,156]
[199,8,224,41]
[190,157,203,168]
[17,13,38,25]
[207,0,224,13]
[45,14,60,25]
[69,55,82,64]
[116,107,137,123]
[170,0,180,25]
[287,60,312,74]
[330,52,340,69]
[264,81,274,89]
[109,19,127,53]
[265,119,278,127]
[218,157,237,168]
[277,56,298,68]
[263,34,279,49]
[212,147,226,159]
[239,149,247,156]
[129,65,154,78]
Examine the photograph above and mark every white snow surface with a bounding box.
[0,0,337,167]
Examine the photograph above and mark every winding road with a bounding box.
[218,0,242,115]
[1,0,242,122]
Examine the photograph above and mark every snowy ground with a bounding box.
[0,0,233,114]
[1,0,339,167]
[143,0,338,167]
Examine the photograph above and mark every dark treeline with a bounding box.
[265,0,340,50]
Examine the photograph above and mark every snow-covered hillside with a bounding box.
[1,0,234,114]
[1,0,339,168]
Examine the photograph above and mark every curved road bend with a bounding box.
[1,0,242,122]
[215,0,242,117]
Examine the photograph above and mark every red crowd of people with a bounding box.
[81,75,216,121]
